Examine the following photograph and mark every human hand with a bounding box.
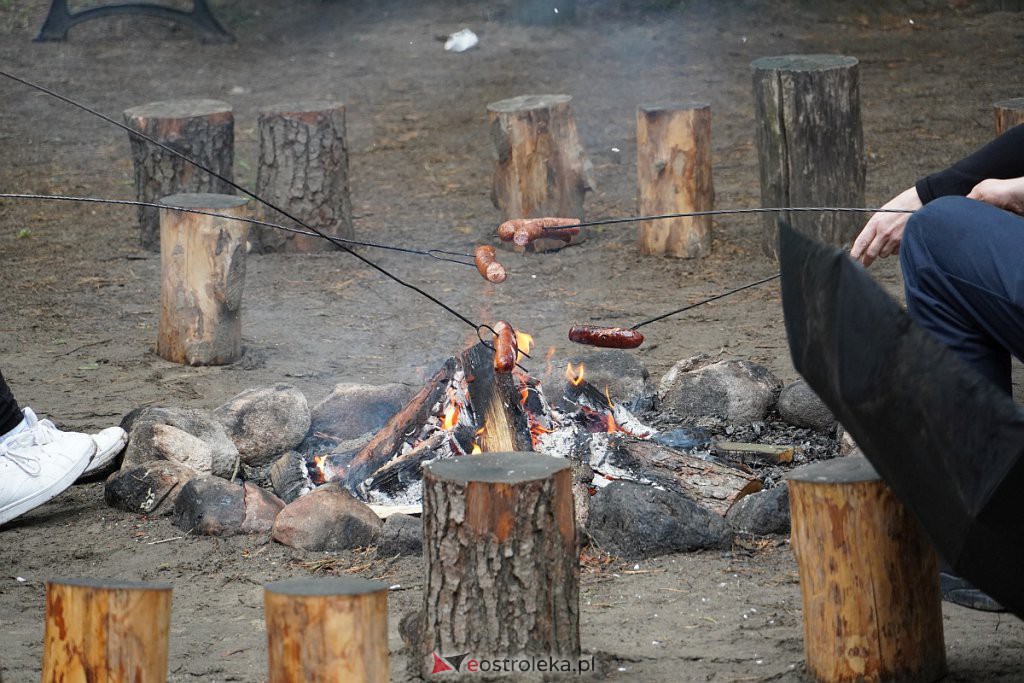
[967,177,1024,215]
[850,186,922,267]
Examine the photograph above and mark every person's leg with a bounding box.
[0,371,23,437]
[900,195,1024,396]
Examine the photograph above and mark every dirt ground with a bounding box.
[2,1,1024,680]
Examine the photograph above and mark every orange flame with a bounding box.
[441,402,460,431]
[606,412,620,433]
[519,387,530,406]
[471,426,485,454]
[604,386,615,408]
[565,362,585,386]
[516,331,534,362]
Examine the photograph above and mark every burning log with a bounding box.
[264,577,389,683]
[414,452,579,677]
[788,457,946,683]
[994,97,1024,135]
[42,578,172,682]
[253,101,354,253]
[592,435,762,516]
[487,94,594,252]
[330,342,535,503]
[123,99,235,251]
[157,193,250,366]
[636,103,714,258]
[751,54,865,259]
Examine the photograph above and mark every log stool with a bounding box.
[415,452,579,678]
[636,103,714,258]
[264,577,389,683]
[993,97,1024,135]
[41,578,172,682]
[751,55,866,259]
[158,193,249,366]
[124,99,234,251]
[788,457,946,683]
[487,94,594,252]
[253,101,354,253]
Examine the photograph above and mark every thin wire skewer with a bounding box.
[0,192,476,265]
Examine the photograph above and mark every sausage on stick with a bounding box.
[493,321,518,373]
[568,324,645,349]
[474,245,507,283]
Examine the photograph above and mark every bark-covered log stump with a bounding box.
[788,457,946,683]
[124,99,234,251]
[253,101,354,253]
[994,97,1024,135]
[264,577,389,683]
[487,94,594,252]
[416,452,579,679]
[636,103,714,258]
[751,55,865,259]
[158,193,249,366]
[41,578,172,683]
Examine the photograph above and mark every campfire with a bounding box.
[288,339,761,519]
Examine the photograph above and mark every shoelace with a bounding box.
[0,418,60,477]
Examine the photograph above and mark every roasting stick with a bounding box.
[0,70,496,338]
[0,192,477,266]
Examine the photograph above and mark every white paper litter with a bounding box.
[445,28,479,53]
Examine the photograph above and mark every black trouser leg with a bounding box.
[0,371,23,436]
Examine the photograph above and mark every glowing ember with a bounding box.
[565,362,585,386]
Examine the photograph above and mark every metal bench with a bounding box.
[35,0,233,42]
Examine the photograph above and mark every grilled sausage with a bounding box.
[474,245,507,283]
[498,217,581,246]
[493,320,518,373]
[568,324,645,349]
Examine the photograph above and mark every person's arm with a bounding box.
[916,124,1024,203]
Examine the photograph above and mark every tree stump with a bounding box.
[487,94,594,252]
[41,578,172,683]
[751,55,865,260]
[416,452,579,679]
[158,193,249,366]
[636,103,714,258]
[788,457,946,683]
[124,99,234,251]
[253,101,354,253]
[994,97,1024,135]
[264,577,389,683]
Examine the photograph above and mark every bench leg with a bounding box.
[34,0,234,42]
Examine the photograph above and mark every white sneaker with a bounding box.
[81,426,128,478]
[0,408,96,526]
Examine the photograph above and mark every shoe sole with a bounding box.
[0,443,96,526]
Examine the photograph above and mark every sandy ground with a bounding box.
[2,1,1024,680]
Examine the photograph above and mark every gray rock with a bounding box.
[659,355,782,424]
[726,483,790,536]
[172,476,246,536]
[375,513,423,557]
[542,350,656,412]
[776,380,836,432]
[301,383,414,455]
[272,483,383,551]
[587,481,732,559]
[104,460,196,514]
[214,384,311,467]
[122,407,238,478]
